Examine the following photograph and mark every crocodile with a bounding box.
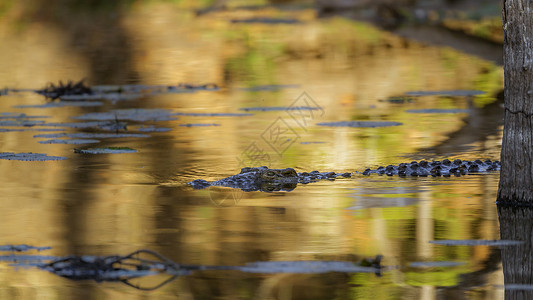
[188,159,500,192]
[361,159,501,177]
[188,166,352,192]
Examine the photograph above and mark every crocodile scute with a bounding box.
[361,159,500,177]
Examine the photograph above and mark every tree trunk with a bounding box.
[497,0,533,204]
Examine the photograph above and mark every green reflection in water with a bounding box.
[0,1,505,299]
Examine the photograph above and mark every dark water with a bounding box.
[0,2,506,299]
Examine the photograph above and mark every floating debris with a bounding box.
[0,120,46,127]
[91,83,219,94]
[0,128,63,133]
[135,125,172,132]
[239,260,379,274]
[4,88,36,93]
[0,248,188,290]
[40,121,128,131]
[316,121,403,128]
[14,101,104,108]
[0,247,383,290]
[405,90,485,97]
[0,254,58,263]
[0,128,25,132]
[91,84,159,93]
[231,18,301,24]
[74,109,178,122]
[430,239,524,246]
[239,84,300,92]
[0,113,50,119]
[74,147,137,154]
[179,123,220,127]
[168,83,219,92]
[11,82,218,106]
[300,141,326,144]
[0,152,67,161]
[348,196,418,210]
[40,256,160,281]
[38,139,100,145]
[33,128,66,132]
[0,244,52,252]
[36,79,92,100]
[409,261,465,268]
[240,106,321,112]
[60,93,141,102]
[406,109,470,114]
[174,112,252,117]
[379,96,414,104]
[37,249,195,289]
[34,133,149,139]
[348,185,422,210]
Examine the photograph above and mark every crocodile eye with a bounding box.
[282,169,297,177]
[266,171,276,177]
[240,167,252,174]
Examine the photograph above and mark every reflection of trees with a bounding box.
[29,0,138,84]
[316,0,503,65]
[252,272,352,300]
[440,248,501,299]
[419,92,503,155]
[498,206,533,299]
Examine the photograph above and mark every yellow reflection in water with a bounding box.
[0,1,504,299]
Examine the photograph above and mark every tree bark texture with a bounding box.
[498,0,533,203]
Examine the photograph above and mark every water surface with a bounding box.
[0,2,504,299]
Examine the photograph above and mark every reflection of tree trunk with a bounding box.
[498,206,533,299]
[419,93,504,155]
[393,25,503,65]
[497,0,533,204]
[440,248,501,299]
[32,0,137,84]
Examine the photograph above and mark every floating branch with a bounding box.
[39,249,188,290]
[0,246,384,291]
[73,147,138,154]
[36,80,92,100]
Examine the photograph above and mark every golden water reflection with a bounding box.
[0,1,504,299]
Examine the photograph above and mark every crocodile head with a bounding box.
[189,166,348,192]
